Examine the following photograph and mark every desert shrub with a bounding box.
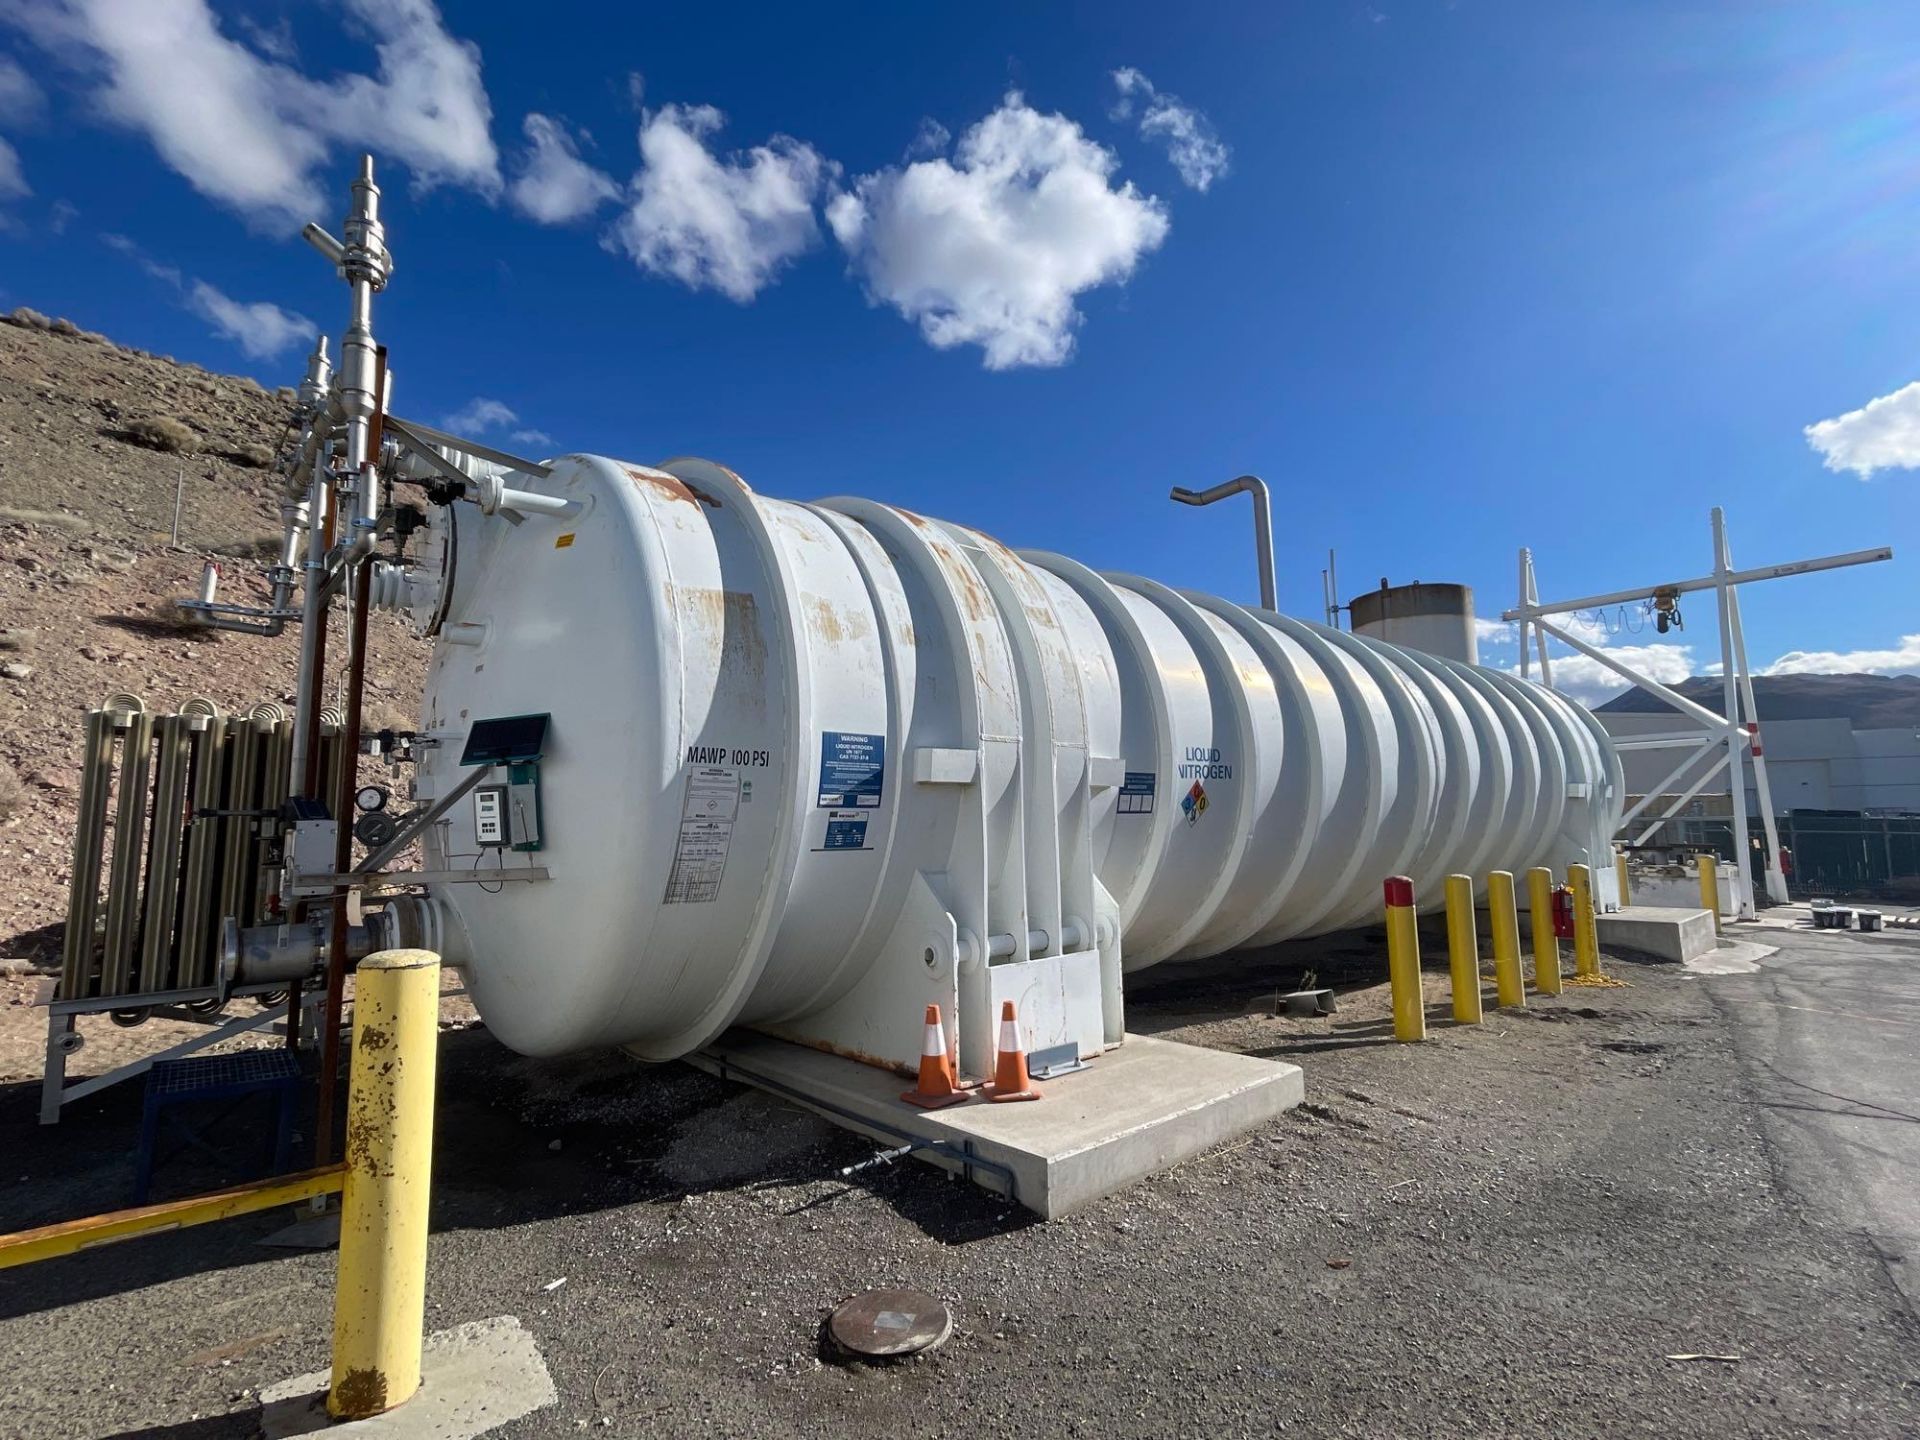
[124,416,199,454]
[6,307,51,330]
[274,386,297,403]
[49,317,79,336]
[232,443,276,470]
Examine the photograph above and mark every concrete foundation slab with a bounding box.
[689,1030,1304,1219]
[258,1315,556,1438]
[1597,906,1717,963]
[1686,939,1779,975]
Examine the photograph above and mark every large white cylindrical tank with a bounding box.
[406,456,1622,1076]
[1349,581,1479,665]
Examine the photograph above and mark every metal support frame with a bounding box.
[1169,476,1277,611]
[1506,510,1892,919]
[39,982,323,1126]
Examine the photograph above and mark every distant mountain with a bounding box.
[1596,673,1920,729]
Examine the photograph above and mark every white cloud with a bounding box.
[606,103,828,302]
[186,280,311,358]
[0,138,25,200]
[509,427,552,448]
[0,53,45,122]
[1527,641,1698,708]
[1110,67,1229,193]
[9,0,498,228]
[509,113,618,224]
[441,397,519,433]
[827,93,1169,370]
[1804,380,1920,477]
[0,53,44,202]
[1473,616,1515,648]
[103,232,313,357]
[1762,633,1920,677]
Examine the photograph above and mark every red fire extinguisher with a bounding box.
[1552,885,1575,939]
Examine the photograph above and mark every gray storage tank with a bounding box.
[1349,580,1479,665]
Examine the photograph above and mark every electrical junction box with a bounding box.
[506,760,543,852]
[289,815,339,897]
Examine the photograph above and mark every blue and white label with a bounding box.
[1118,771,1156,816]
[822,816,870,850]
[817,731,885,808]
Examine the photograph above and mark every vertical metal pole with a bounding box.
[1727,585,1788,904]
[1527,867,1562,994]
[329,948,440,1421]
[1487,871,1526,1008]
[1444,874,1482,1024]
[1517,548,1531,680]
[1326,548,1340,628]
[1383,877,1425,1042]
[1711,508,1755,919]
[170,461,185,549]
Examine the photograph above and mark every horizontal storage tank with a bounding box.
[1349,580,1479,665]
[400,456,1622,1080]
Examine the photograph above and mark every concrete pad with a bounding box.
[1685,939,1779,975]
[1596,906,1717,963]
[258,1316,556,1438]
[690,1030,1303,1219]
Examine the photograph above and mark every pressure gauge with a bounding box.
[355,784,390,813]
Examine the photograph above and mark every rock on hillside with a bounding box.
[0,309,428,969]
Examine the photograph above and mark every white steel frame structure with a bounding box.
[1505,507,1891,919]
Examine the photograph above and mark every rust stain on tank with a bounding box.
[805,595,871,646]
[626,466,720,509]
[670,584,767,684]
[790,1034,915,1079]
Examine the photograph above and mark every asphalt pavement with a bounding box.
[1703,907,1920,1322]
[3,917,1917,1438]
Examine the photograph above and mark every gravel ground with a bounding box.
[3,927,1915,1440]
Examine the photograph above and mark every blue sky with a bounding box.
[0,1,1914,704]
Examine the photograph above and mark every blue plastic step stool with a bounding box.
[134,1050,302,1204]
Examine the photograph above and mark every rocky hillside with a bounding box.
[0,310,428,969]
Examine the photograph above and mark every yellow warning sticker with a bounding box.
[554,533,576,549]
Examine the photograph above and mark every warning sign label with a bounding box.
[664,767,739,904]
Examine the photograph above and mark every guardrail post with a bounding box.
[1568,864,1601,978]
[1443,874,1482,1024]
[1527,867,1562,995]
[1384,876,1425,1042]
[328,949,441,1421]
[1695,853,1722,935]
[1614,849,1630,909]
[1488,871,1526,1008]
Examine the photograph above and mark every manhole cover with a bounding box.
[827,1288,952,1358]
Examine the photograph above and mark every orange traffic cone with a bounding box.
[985,1000,1041,1103]
[900,1004,969,1109]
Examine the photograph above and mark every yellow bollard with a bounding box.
[1696,853,1722,936]
[1614,849,1630,910]
[1487,871,1526,1008]
[1568,864,1601,978]
[1527,866,1562,995]
[1383,876,1425,1042]
[1444,874,1483,1024]
[329,949,441,1421]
